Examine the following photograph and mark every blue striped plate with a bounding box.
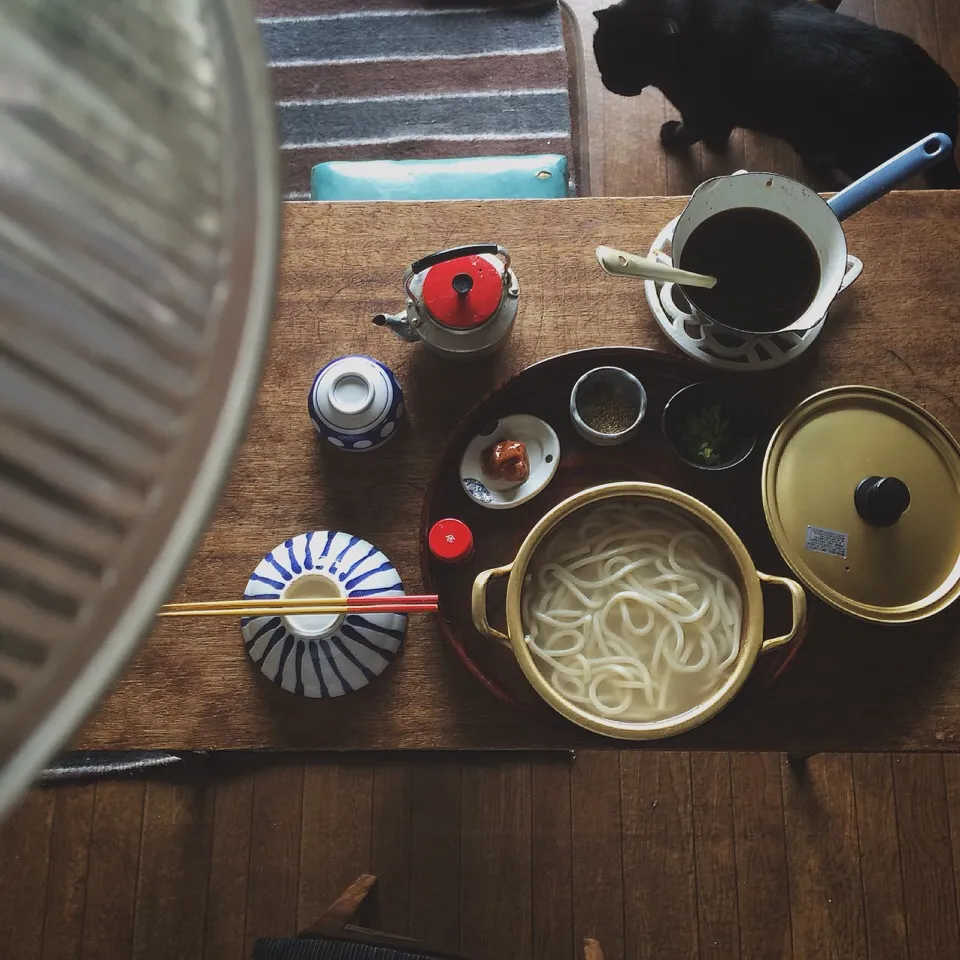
[240,531,406,697]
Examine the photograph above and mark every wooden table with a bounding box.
[76,194,960,753]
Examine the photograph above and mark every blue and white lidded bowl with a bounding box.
[241,530,406,698]
[308,355,404,452]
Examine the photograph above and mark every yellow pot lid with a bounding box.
[762,386,960,623]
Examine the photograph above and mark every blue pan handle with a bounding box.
[827,133,954,222]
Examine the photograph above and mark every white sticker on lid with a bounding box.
[805,525,848,559]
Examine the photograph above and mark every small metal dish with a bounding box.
[662,381,758,470]
[570,366,647,446]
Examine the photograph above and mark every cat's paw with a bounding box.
[660,120,700,152]
[659,120,687,148]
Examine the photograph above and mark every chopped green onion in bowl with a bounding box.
[661,382,758,471]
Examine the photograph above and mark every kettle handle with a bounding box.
[404,244,511,299]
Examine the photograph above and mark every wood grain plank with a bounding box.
[698,130,747,187]
[131,778,214,960]
[782,755,867,960]
[621,751,698,960]
[531,759,573,960]
[560,0,594,196]
[730,753,792,960]
[892,755,960,960]
[571,751,624,959]
[941,755,960,944]
[660,93,702,197]
[409,760,461,953]
[0,789,55,960]
[564,0,605,196]
[460,760,533,960]
[298,760,374,931]
[370,760,412,937]
[692,753,740,960]
[567,0,670,196]
[934,0,960,183]
[204,768,255,960]
[80,781,146,960]
[243,763,304,955]
[852,754,907,960]
[600,85,668,196]
[744,132,801,182]
[935,0,960,79]
[42,785,96,960]
[875,0,940,57]
[842,0,877,25]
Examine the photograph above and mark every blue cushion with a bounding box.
[310,155,569,201]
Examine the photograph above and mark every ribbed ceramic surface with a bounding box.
[242,532,406,698]
[0,0,279,813]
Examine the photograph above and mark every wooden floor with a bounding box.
[4,2,960,958]
[573,0,960,197]
[6,753,960,960]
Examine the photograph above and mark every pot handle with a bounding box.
[471,563,514,646]
[838,254,863,293]
[827,133,953,222]
[404,244,511,300]
[756,571,808,654]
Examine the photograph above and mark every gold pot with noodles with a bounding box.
[471,482,807,740]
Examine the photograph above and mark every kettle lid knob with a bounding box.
[452,272,474,295]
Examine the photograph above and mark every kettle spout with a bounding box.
[372,311,419,343]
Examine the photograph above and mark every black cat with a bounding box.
[593,0,960,187]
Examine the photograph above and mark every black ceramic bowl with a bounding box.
[661,382,758,470]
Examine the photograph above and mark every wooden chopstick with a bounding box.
[161,594,438,612]
[157,602,437,619]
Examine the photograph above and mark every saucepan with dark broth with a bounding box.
[673,133,952,337]
[679,208,821,335]
[602,133,953,339]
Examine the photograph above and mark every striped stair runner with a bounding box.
[256,0,574,198]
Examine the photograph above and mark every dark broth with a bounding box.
[679,208,820,333]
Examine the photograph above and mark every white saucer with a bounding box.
[459,414,560,510]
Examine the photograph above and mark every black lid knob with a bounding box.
[855,476,910,527]
[452,272,474,295]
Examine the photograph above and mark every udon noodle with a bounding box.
[521,499,743,723]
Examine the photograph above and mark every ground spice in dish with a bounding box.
[578,381,638,435]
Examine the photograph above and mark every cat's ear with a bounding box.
[660,18,679,35]
[593,9,607,21]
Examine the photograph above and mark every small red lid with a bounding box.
[428,518,475,563]
[421,255,502,330]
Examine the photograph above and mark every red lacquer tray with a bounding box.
[420,347,806,708]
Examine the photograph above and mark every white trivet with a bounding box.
[644,216,858,371]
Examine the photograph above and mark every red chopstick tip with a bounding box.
[346,594,438,604]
